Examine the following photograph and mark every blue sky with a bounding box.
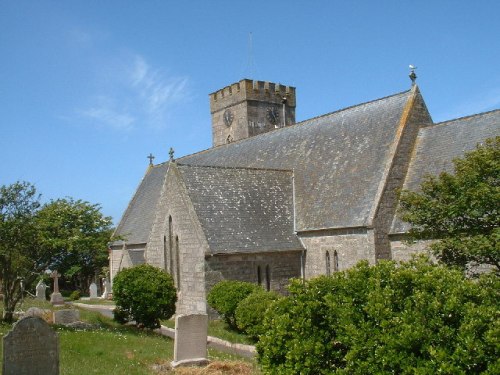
[1,1,499,224]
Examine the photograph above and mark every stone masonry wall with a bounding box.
[146,163,210,315]
[210,79,296,147]
[390,235,433,262]
[372,88,433,261]
[299,228,376,278]
[205,251,302,296]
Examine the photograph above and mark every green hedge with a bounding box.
[235,289,281,340]
[112,264,177,329]
[207,280,259,329]
[257,257,499,374]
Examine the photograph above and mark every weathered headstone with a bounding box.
[171,314,209,368]
[53,309,80,325]
[2,316,59,375]
[35,280,47,301]
[49,271,64,305]
[101,278,110,299]
[89,283,98,299]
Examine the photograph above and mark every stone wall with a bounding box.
[390,235,433,262]
[298,228,375,278]
[205,251,302,295]
[146,163,209,315]
[372,88,432,261]
[210,79,296,147]
[109,244,145,283]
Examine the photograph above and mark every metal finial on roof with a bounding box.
[147,153,155,166]
[169,147,175,162]
[409,65,417,85]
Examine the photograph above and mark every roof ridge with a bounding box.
[176,162,293,173]
[178,89,412,161]
[429,108,500,128]
[293,89,411,126]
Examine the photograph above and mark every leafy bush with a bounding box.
[207,280,259,329]
[112,264,177,329]
[257,257,499,374]
[69,290,81,301]
[235,289,280,340]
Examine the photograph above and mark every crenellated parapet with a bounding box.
[210,79,296,114]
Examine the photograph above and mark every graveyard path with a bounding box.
[70,302,115,319]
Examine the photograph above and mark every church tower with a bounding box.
[209,79,296,147]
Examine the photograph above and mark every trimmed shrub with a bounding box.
[69,290,81,301]
[112,264,177,329]
[207,280,259,329]
[257,257,499,374]
[235,289,280,340]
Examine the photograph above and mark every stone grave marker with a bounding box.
[2,316,59,375]
[171,314,209,368]
[53,309,80,325]
[101,278,110,299]
[89,282,98,299]
[35,280,47,300]
[49,270,64,305]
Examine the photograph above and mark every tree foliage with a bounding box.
[0,182,44,321]
[207,280,259,329]
[36,198,113,290]
[113,264,177,329]
[257,257,499,374]
[0,181,113,322]
[399,137,499,272]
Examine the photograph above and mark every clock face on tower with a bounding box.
[223,109,234,127]
[266,107,280,125]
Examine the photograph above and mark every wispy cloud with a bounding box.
[75,50,189,131]
[79,102,135,131]
[129,55,189,126]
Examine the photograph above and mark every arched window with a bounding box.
[333,250,339,272]
[265,265,271,291]
[325,251,331,276]
[168,216,173,273]
[163,235,167,270]
[175,235,180,287]
[257,266,262,286]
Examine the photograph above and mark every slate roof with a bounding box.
[179,90,415,231]
[391,110,500,234]
[177,164,303,254]
[112,163,169,245]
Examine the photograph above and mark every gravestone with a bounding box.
[101,278,110,299]
[2,316,59,375]
[89,283,98,299]
[49,271,64,305]
[53,309,80,325]
[35,280,47,301]
[171,314,209,368]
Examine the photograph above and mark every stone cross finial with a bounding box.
[169,147,175,162]
[147,153,155,166]
[50,271,61,293]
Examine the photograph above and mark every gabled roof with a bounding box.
[391,110,500,234]
[112,163,169,245]
[177,164,303,254]
[179,90,417,231]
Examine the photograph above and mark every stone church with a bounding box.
[110,78,499,315]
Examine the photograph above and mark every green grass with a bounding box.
[0,298,258,374]
[163,319,255,345]
[73,299,116,306]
